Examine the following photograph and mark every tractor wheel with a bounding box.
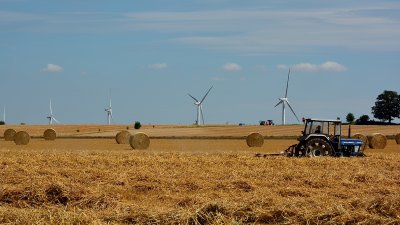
[294,143,306,157]
[306,138,333,157]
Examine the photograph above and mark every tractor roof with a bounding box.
[306,118,342,123]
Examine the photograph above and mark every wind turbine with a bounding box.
[274,69,300,125]
[47,99,60,125]
[188,86,213,125]
[105,93,112,125]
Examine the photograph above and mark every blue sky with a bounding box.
[1,0,399,125]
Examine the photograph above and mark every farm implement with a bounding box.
[256,118,365,157]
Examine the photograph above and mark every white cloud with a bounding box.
[278,61,347,72]
[148,63,168,70]
[2,3,400,53]
[42,64,63,73]
[293,63,319,72]
[277,64,289,70]
[223,63,241,71]
[320,61,347,72]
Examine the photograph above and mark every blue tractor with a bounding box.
[286,118,365,157]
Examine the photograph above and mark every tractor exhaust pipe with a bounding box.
[348,124,351,138]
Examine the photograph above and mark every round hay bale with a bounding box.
[352,133,368,149]
[367,133,387,149]
[115,130,131,144]
[43,128,57,140]
[13,131,30,145]
[4,128,16,141]
[395,133,400,145]
[129,132,150,150]
[246,133,264,147]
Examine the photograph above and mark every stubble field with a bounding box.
[0,125,399,224]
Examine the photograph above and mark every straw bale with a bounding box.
[13,131,30,145]
[395,133,400,145]
[246,132,264,147]
[352,133,368,149]
[43,128,57,141]
[115,131,131,144]
[367,133,387,149]
[4,128,16,141]
[129,132,150,150]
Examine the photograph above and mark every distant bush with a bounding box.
[0,121,5,125]
[134,121,142,129]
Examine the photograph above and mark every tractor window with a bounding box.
[334,123,341,136]
[310,121,323,134]
[306,121,330,135]
[304,120,342,136]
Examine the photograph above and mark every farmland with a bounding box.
[1,124,400,138]
[0,125,399,224]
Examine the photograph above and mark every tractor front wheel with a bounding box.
[306,138,333,157]
[294,143,306,157]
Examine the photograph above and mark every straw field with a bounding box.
[0,125,399,224]
[1,124,400,138]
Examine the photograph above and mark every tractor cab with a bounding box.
[301,118,341,143]
[293,118,365,157]
[303,118,341,137]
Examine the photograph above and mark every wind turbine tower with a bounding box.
[105,94,112,125]
[188,86,213,126]
[274,69,300,125]
[47,99,60,125]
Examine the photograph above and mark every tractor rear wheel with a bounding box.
[306,138,333,157]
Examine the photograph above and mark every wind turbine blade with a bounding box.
[286,101,300,122]
[285,69,290,98]
[49,99,53,115]
[274,100,283,108]
[200,105,205,125]
[109,89,112,107]
[200,86,213,104]
[53,117,60,124]
[188,94,199,102]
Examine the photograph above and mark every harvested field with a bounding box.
[0,124,399,224]
[1,124,399,138]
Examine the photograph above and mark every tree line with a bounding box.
[346,90,400,125]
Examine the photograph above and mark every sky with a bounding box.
[1,0,400,125]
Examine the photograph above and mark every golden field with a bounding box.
[0,125,400,224]
[1,124,400,138]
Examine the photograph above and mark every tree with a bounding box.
[0,121,5,125]
[134,121,142,129]
[355,115,370,125]
[346,113,355,124]
[371,90,400,124]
